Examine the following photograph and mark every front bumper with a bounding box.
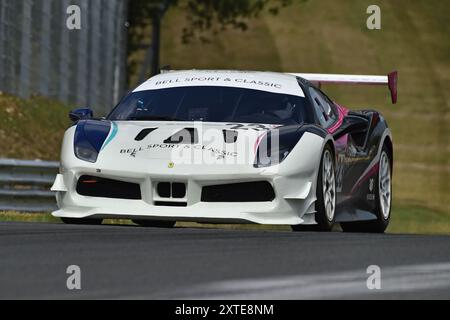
[51,167,316,225]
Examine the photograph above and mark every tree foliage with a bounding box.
[180,0,293,43]
[128,0,293,46]
[126,0,293,84]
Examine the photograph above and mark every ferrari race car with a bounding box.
[51,69,397,232]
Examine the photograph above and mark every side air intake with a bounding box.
[201,181,275,202]
[76,175,141,200]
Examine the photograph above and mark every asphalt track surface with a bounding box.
[0,222,449,299]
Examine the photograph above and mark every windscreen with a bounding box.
[108,86,311,125]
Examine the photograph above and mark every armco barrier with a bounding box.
[0,159,59,212]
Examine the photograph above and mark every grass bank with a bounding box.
[0,93,71,161]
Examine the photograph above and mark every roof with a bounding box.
[133,70,305,97]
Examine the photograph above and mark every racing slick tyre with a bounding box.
[292,145,336,232]
[341,145,392,233]
[132,220,176,228]
[60,218,103,225]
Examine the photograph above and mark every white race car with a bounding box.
[52,70,397,232]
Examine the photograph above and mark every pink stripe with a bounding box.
[350,162,379,195]
[328,104,349,134]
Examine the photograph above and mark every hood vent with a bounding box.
[135,128,157,141]
[223,130,238,143]
[164,128,198,144]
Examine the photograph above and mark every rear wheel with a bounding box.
[341,145,392,233]
[292,145,336,232]
[132,220,176,228]
[60,217,103,225]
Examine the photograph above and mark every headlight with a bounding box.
[254,144,292,168]
[75,140,99,163]
[254,126,305,168]
[73,120,111,163]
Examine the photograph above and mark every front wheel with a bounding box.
[132,220,176,228]
[60,217,103,225]
[292,145,336,232]
[341,145,392,233]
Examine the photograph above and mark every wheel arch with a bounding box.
[324,137,336,165]
[382,135,393,173]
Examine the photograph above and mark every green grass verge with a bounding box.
[2,204,449,235]
[0,211,60,223]
[387,203,450,235]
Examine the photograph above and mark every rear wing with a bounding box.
[289,71,398,104]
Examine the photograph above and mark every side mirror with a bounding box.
[69,108,93,123]
[333,114,369,139]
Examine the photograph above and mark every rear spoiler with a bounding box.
[289,71,398,104]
